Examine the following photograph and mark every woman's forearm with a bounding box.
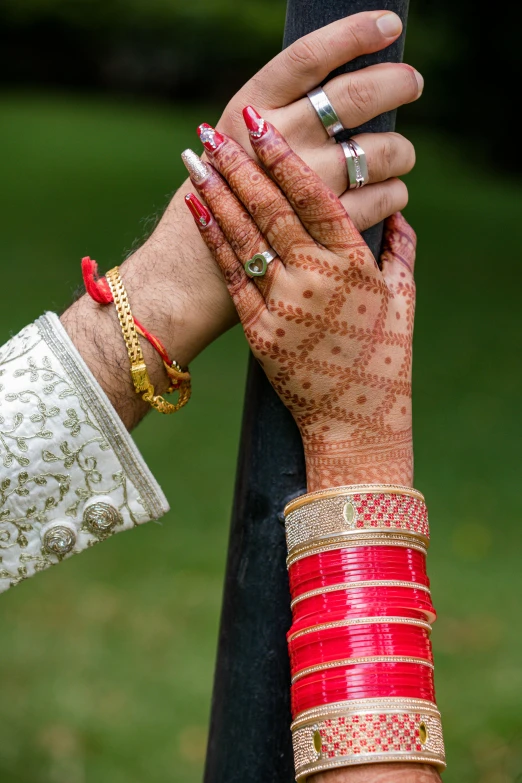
[189,115,444,783]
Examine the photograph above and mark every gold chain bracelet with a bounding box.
[106,267,190,414]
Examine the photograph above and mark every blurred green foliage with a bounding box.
[2,0,285,34]
[0,90,522,783]
[0,0,517,162]
[0,0,286,102]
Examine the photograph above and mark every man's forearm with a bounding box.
[61,184,236,429]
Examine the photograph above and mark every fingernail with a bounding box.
[413,68,424,96]
[185,193,211,228]
[242,106,268,139]
[376,12,402,37]
[181,149,210,184]
[197,123,225,153]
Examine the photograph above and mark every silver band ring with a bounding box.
[341,138,369,189]
[245,249,277,278]
[307,86,344,138]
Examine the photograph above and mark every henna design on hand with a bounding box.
[248,216,415,490]
[185,121,417,492]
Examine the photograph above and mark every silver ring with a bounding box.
[341,138,369,189]
[307,86,344,138]
[245,249,277,278]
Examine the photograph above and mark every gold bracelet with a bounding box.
[291,697,445,779]
[284,485,429,558]
[286,532,428,568]
[106,267,188,414]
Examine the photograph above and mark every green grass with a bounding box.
[1,91,522,783]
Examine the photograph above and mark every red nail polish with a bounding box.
[197,123,225,152]
[242,106,267,139]
[185,193,211,228]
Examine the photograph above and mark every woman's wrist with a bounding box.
[303,433,414,492]
[312,762,441,783]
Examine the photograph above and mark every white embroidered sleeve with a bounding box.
[0,312,169,593]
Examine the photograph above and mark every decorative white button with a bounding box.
[82,497,123,537]
[42,524,76,556]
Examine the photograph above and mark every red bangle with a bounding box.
[290,586,437,627]
[291,545,426,574]
[289,546,428,594]
[289,607,433,638]
[289,625,433,674]
[291,661,436,715]
[291,565,430,596]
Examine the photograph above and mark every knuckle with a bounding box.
[346,76,378,117]
[374,134,415,179]
[375,188,393,221]
[378,136,395,179]
[290,176,325,208]
[373,180,409,222]
[230,218,260,257]
[356,211,372,233]
[347,198,371,232]
[344,21,366,53]
[208,228,229,256]
[225,264,247,294]
[286,37,323,76]
[250,188,282,221]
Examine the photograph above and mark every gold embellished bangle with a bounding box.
[284,484,429,559]
[291,697,446,779]
[285,485,425,510]
[286,532,428,568]
[105,267,189,414]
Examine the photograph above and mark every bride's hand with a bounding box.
[183,113,416,492]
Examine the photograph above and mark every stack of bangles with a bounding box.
[284,485,445,779]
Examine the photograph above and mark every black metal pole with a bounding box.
[204,2,410,781]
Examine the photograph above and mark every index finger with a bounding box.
[237,10,403,109]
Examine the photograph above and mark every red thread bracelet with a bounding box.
[82,257,190,390]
